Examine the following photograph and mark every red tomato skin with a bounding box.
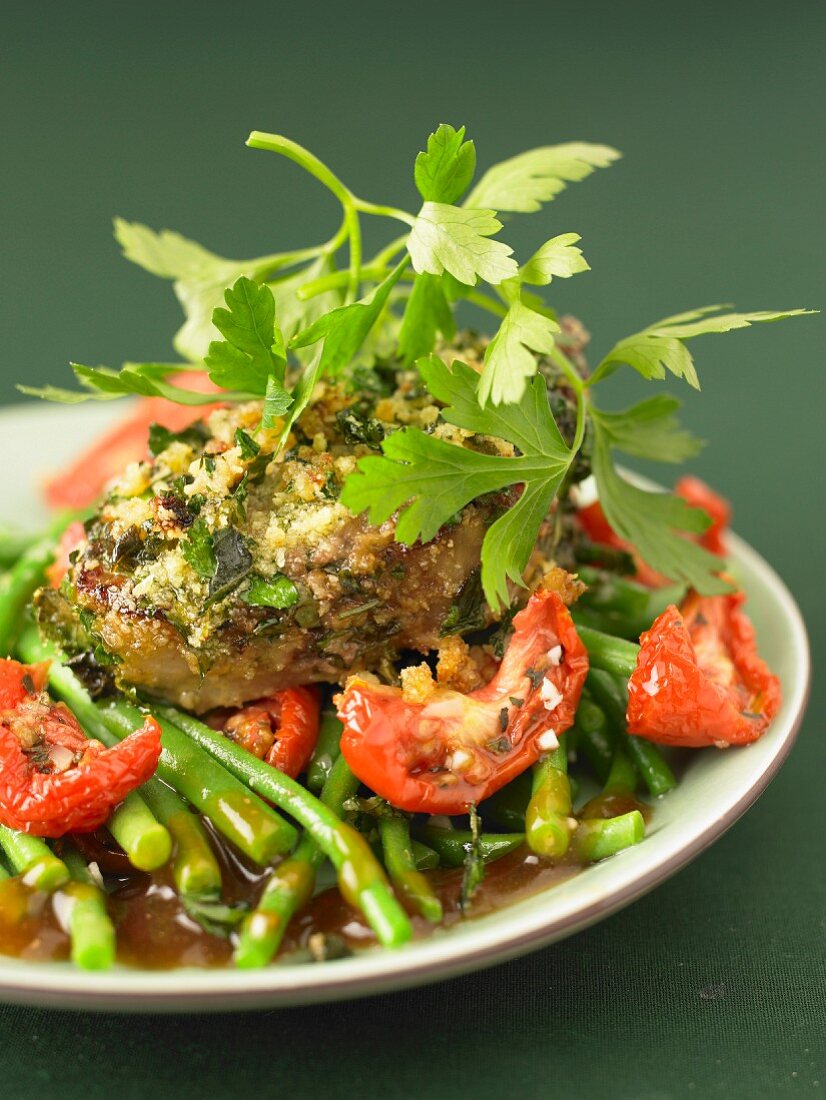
[218,687,321,779]
[43,372,224,510]
[626,591,781,748]
[263,687,321,778]
[0,658,162,836]
[0,718,162,837]
[0,658,50,709]
[578,477,731,587]
[338,590,589,814]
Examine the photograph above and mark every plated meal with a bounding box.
[0,124,813,977]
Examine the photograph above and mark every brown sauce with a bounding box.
[280,849,580,956]
[0,843,581,970]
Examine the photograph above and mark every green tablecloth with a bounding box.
[0,1,823,1095]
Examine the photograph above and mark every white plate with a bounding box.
[0,403,810,1012]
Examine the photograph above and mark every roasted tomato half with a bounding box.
[337,589,589,814]
[0,657,162,836]
[626,590,781,748]
[217,687,320,779]
[578,476,731,587]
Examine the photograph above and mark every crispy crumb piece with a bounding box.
[539,566,586,606]
[400,662,437,704]
[436,635,484,693]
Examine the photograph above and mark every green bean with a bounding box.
[574,695,614,783]
[0,825,69,892]
[480,770,531,832]
[0,512,80,654]
[305,709,343,793]
[574,810,645,862]
[235,848,317,969]
[60,845,117,970]
[411,839,439,872]
[379,813,442,923]
[15,625,173,872]
[572,606,640,640]
[576,625,639,680]
[98,700,296,865]
[0,527,39,568]
[575,569,688,640]
[235,754,361,968]
[586,670,677,797]
[603,745,638,794]
[138,780,222,899]
[417,826,524,867]
[577,566,652,619]
[156,706,412,950]
[525,739,573,859]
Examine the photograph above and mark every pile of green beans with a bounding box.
[0,518,684,973]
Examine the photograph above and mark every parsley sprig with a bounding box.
[21,124,816,609]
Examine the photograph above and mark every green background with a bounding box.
[0,0,823,1095]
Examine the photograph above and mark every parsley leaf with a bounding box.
[262,374,292,429]
[479,299,560,406]
[414,124,476,204]
[290,260,407,376]
[34,273,294,409]
[25,362,237,406]
[465,142,621,212]
[398,273,456,365]
[242,574,300,609]
[407,203,518,286]
[234,428,260,459]
[274,260,407,449]
[590,396,703,464]
[181,518,216,579]
[210,277,285,376]
[590,418,729,594]
[205,277,289,410]
[589,305,817,388]
[520,233,590,285]
[114,219,282,361]
[17,382,125,404]
[340,355,573,610]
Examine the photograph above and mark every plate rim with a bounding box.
[0,404,811,1012]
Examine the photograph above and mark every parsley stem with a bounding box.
[298,262,405,301]
[246,131,353,208]
[344,204,362,303]
[372,233,409,268]
[245,132,366,303]
[548,344,587,456]
[255,220,349,282]
[549,344,584,395]
[352,198,416,227]
[464,288,508,319]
